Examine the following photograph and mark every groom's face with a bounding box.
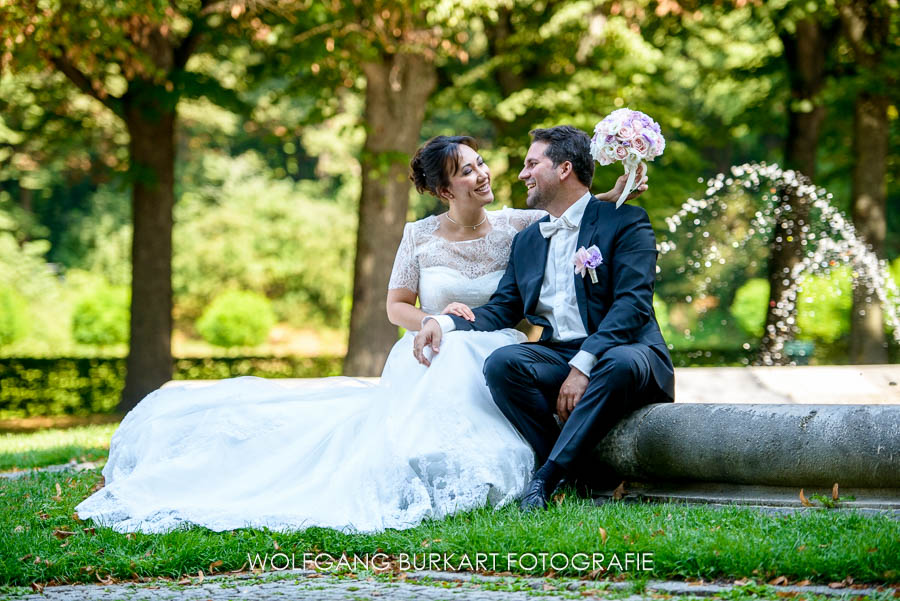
[519,141,559,210]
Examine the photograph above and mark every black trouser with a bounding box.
[483,339,665,472]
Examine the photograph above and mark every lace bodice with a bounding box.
[388,208,545,314]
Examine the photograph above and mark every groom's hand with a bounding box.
[557,368,590,423]
[413,319,443,367]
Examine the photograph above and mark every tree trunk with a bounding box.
[343,53,437,376]
[120,96,175,411]
[839,0,892,364]
[759,19,831,363]
[848,92,889,363]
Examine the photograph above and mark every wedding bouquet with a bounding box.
[589,108,665,208]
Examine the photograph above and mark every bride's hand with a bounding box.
[442,302,475,322]
[607,163,648,203]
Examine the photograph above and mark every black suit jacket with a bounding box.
[449,198,675,400]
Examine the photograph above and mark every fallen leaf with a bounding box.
[125,533,134,540]
[769,576,788,586]
[613,481,626,500]
[72,512,81,521]
[796,545,807,552]
[196,570,204,584]
[230,561,248,573]
[832,483,839,501]
[796,580,812,586]
[96,573,113,585]
[209,560,223,572]
[178,578,191,585]
[733,578,750,585]
[829,582,846,589]
[53,529,76,539]
[38,512,50,520]
[799,489,812,507]
[18,553,33,562]
[273,540,280,550]
[51,483,63,501]
[552,492,566,504]
[83,527,96,535]
[598,526,608,545]
[30,582,44,593]
[33,556,42,565]
[14,525,24,533]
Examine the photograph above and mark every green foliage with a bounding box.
[731,278,770,338]
[0,356,343,419]
[652,293,669,331]
[196,290,276,348]
[730,269,853,344]
[0,286,28,346]
[173,151,355,329]
[71,286,130,346]
[795,267,852,343]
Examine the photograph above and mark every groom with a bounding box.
[414,125,675,510]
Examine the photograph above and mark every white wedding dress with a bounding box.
[76,208,545,534]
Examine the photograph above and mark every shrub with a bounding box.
[730,278,769,338]
[0,287,28,346]
[71,286,130,346]
[196,290,275,348]
[730,269,853,343]
[795,266,852,343]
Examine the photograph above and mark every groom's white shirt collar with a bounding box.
[550,191,592,228]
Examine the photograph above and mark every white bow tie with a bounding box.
[539,215,577,239]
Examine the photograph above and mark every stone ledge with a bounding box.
[596,403,900,488]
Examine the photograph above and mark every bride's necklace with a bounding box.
[446,211,487,230]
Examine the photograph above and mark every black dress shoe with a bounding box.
[519,477,552,511]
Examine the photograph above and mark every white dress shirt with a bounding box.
[429,192,599,377]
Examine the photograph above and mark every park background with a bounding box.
[0,0,898,416]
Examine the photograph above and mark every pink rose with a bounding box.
[617,125,635,140]
[614,145,629,160]
[631,136,649,157]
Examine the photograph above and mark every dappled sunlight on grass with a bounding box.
[0,423,117,472]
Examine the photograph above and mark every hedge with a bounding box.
[0,356,342,419]
[2,346,894,418]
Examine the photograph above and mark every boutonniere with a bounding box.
[574,245,603,284]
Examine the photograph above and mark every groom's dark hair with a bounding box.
[529,126,594,187]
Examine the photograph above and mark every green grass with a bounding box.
[1,425,898,589]
[0,424,116,472]
[1,467,898,587]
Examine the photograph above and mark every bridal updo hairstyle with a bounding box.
[410,135,478,200]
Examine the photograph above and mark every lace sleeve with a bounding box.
[507,208,548,232]
[388,222,418,292]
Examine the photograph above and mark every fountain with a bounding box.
[657,162,900,366]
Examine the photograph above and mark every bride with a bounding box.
[75,134,642,534]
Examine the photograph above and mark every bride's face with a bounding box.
[440,144,493,207]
